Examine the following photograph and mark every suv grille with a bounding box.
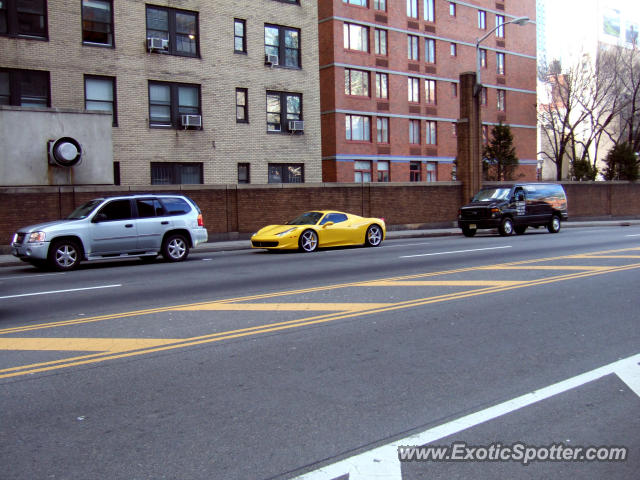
[460,208,491,220]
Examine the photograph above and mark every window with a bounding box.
[451,82,458,97]
[136,198,164,218]
[146,6,198,57]
[408,77,420,102]
[425,120,437,145]
[497,89,506,111]
[407,0,418,18]
[1,0,47,38]
[85,75,116,126]
[113,162,120,185]
[481,87,487,105]
[409,119,420,144]
[268,164,304,183]
[148,81,201,128]
[410,161,421,181]
[97,199,132,221]
[425,79,436,104]
[482,125,489,144]
[346,114,371,141]
[377,161,389,182]
[450,42,457,56]
[424,0,434,22]
[82,0,113,46]
[496,52,505,75]
[376,117,389,143]
[266,91,302,133]
[354,161,372,182]
[321,212,349,225]
[479,48,487,68]
[425,38,435,63]
[496,15,505,38]
[478,10,486,29]
[0,68,49,107]
[265,24,300,68]
[426,162,437,181]
[449,2,456,16]
[374,0,386,11]
[344,23,368,52]
[452,122,457,136]
[374,28,387,55]
[345,68,369,96]
[344,0,367,5]
[151,163,203,184]
[236,88,248,123]
[238,163,250,184]
[408,35,419,60]
[375,72,388,99]
[234,19,246,53]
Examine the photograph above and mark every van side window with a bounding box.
[97,200,133,221]
[160,197,191,216]
[137,199,164,218]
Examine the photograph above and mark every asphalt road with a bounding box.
[1,226,639,479]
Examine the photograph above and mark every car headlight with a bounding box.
[276,228,297,237]
[28,231,46,242]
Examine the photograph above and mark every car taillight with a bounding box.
[197,214,204,227]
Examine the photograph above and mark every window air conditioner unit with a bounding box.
[181,114,202,128]
[288,120,304,132]
[265,54,279,66]
[147,37,168,51]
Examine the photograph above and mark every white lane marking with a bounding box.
[383,242,432,248]
[0,284,121,300]
[400,245,512,258]
[616,361,640,397]
[625,234,640,237]
[294,353,640,480]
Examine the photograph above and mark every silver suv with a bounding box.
[11,194,208,270]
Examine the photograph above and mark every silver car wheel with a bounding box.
[299,230,318,252]
[162,234,189,262]
[48,240,82,271]
[366,225,383,247]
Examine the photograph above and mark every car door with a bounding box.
[88,199,138,255]
[318,213,350,246]
[135,198,169,250]
[511,187,528,225]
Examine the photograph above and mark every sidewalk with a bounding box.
[2,220,639,267]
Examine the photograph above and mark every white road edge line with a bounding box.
[295,353,640,480]
[625,234,640,237]
[0,284,122,300]
[400,245,512,258]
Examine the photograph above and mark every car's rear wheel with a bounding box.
[499,217,514,236]
[162,234,189,262]
[365,224,383,247]
[462,226,477,237]
[514,225,527,235]
[547,215,561,233]
[299,229,318,252]
[48,239,82,271]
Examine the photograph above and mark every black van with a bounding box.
[458,184,568,237]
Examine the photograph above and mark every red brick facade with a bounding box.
[318,0,538,183]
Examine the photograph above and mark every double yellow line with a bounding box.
[1,247,639,379]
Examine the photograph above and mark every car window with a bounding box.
[472,188,510,202]
[321,213,348,225]
[96,200,133,221]
[137,199,164,218]
[160,197,191,216]
[287,212,323,225]
[67,199,103,219]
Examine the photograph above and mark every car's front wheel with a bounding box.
[162,234,189,262]
[365,224,383,247]
[299,229,318,252]
[461,226,477,237]
[48,239,82,271]
[499,217,514,236]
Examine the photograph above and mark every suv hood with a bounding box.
[18,219,81,233]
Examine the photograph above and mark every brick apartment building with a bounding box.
[0,0,321,185]
[318,0,538,183]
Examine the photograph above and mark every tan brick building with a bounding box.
[0,0,322,185]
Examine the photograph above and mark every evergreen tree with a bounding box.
[482,123,519,180]
[603,142,639,181]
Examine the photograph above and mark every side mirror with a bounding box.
[92,213,108,223]
[323,221,334,227]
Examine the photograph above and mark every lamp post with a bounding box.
[474,16,529,96]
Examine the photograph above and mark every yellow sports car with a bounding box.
[251,211,386,252]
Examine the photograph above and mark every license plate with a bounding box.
[469,224,476,229]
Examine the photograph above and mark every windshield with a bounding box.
[287,212,324,225]
[66,199,103,220]
[472,188,511,202]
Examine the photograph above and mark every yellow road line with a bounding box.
[477,265,614,271]
[571,255,640,259]
[0,338,179,352]
[361,280,525,287]
[176,303,393,311]
[2,261,640,379]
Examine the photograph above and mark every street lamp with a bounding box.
[474,16,529,96]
